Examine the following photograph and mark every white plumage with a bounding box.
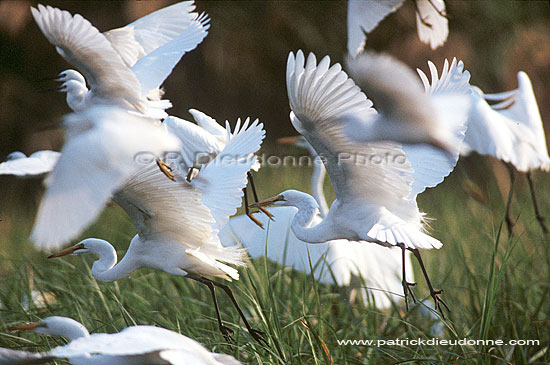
[44,119,266,341]
[220,136,413,309]
[458,71,549,173]
[46,118,264,282]
[344,52,469,156]
[5,316,240,364]
[251,51,470,314]
[0,150,60,177]
[31,3,209,118]
[30,105,182,250]
[267,51,469,249]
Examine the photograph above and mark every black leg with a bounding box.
[243,185,264,229]
[526,171,549,235]
[409,248,449,318]
[247,172,274,220]
[398,243,416,312]
[504,163,516,237]
[187,274,233,342]
[211,281,268,347]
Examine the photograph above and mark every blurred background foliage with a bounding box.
[0,0,548,210]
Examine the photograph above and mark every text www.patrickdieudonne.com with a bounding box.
[337,338,540,347]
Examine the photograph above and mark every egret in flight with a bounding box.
[6,316,240,364]
[251,51,470,315]
[47,119,267,343]
[163,109,273,228]
[220,135,413,309]
[454,71,549,235]
[344,52,468,156]
[0,150,60,177]
[348,0,448,57]
[31,3,210,118]
[30,105,181,250]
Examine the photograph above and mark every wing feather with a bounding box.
[113,165,218,251]
[131,14,210,96]
[105,1,203,67]
[406,58,471,196]
[31,5,142,107]
[192,118,265,230]
[287,51,414,212]
[30,107,180,250]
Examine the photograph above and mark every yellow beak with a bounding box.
[276,136,300,145]
[8,321,45,332]
[48,243,86,259]
[249,195,285,209]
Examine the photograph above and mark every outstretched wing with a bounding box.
[131,14,210,96]
[30,106,180,250]
[465,73,550,172]
[286,51,414,214]
[31,5,142,107]
[114,165,218,250]
[104,1,206,67]
[192,118,265,231]
[405,58,471,197]
[347,0,405,57]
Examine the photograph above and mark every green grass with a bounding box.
[0,157,549,364]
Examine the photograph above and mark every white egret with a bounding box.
[343,52,469,156]
[0,150,60,177]
[220,135,414,309]
[163,109,272,227]
[347,0,448,57]
[30,105,181,250]
[31,3,209,118]
[456,71,549,235]
[251,51,470,315]
[47,119,267,342]
[6,316,240,364]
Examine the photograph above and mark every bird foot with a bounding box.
[156,159,175,181]
[219,325,234,342]
[249,328,268,347]
[430,289,450,318]
[186,166,200,182]
[402,281,417,312]
[247,212,264,229]
[259,207,275,221]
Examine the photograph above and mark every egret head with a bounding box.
[250,190,316,209]
[48,239,110,259]
[56,69,85,85]
[8,316,89,339]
